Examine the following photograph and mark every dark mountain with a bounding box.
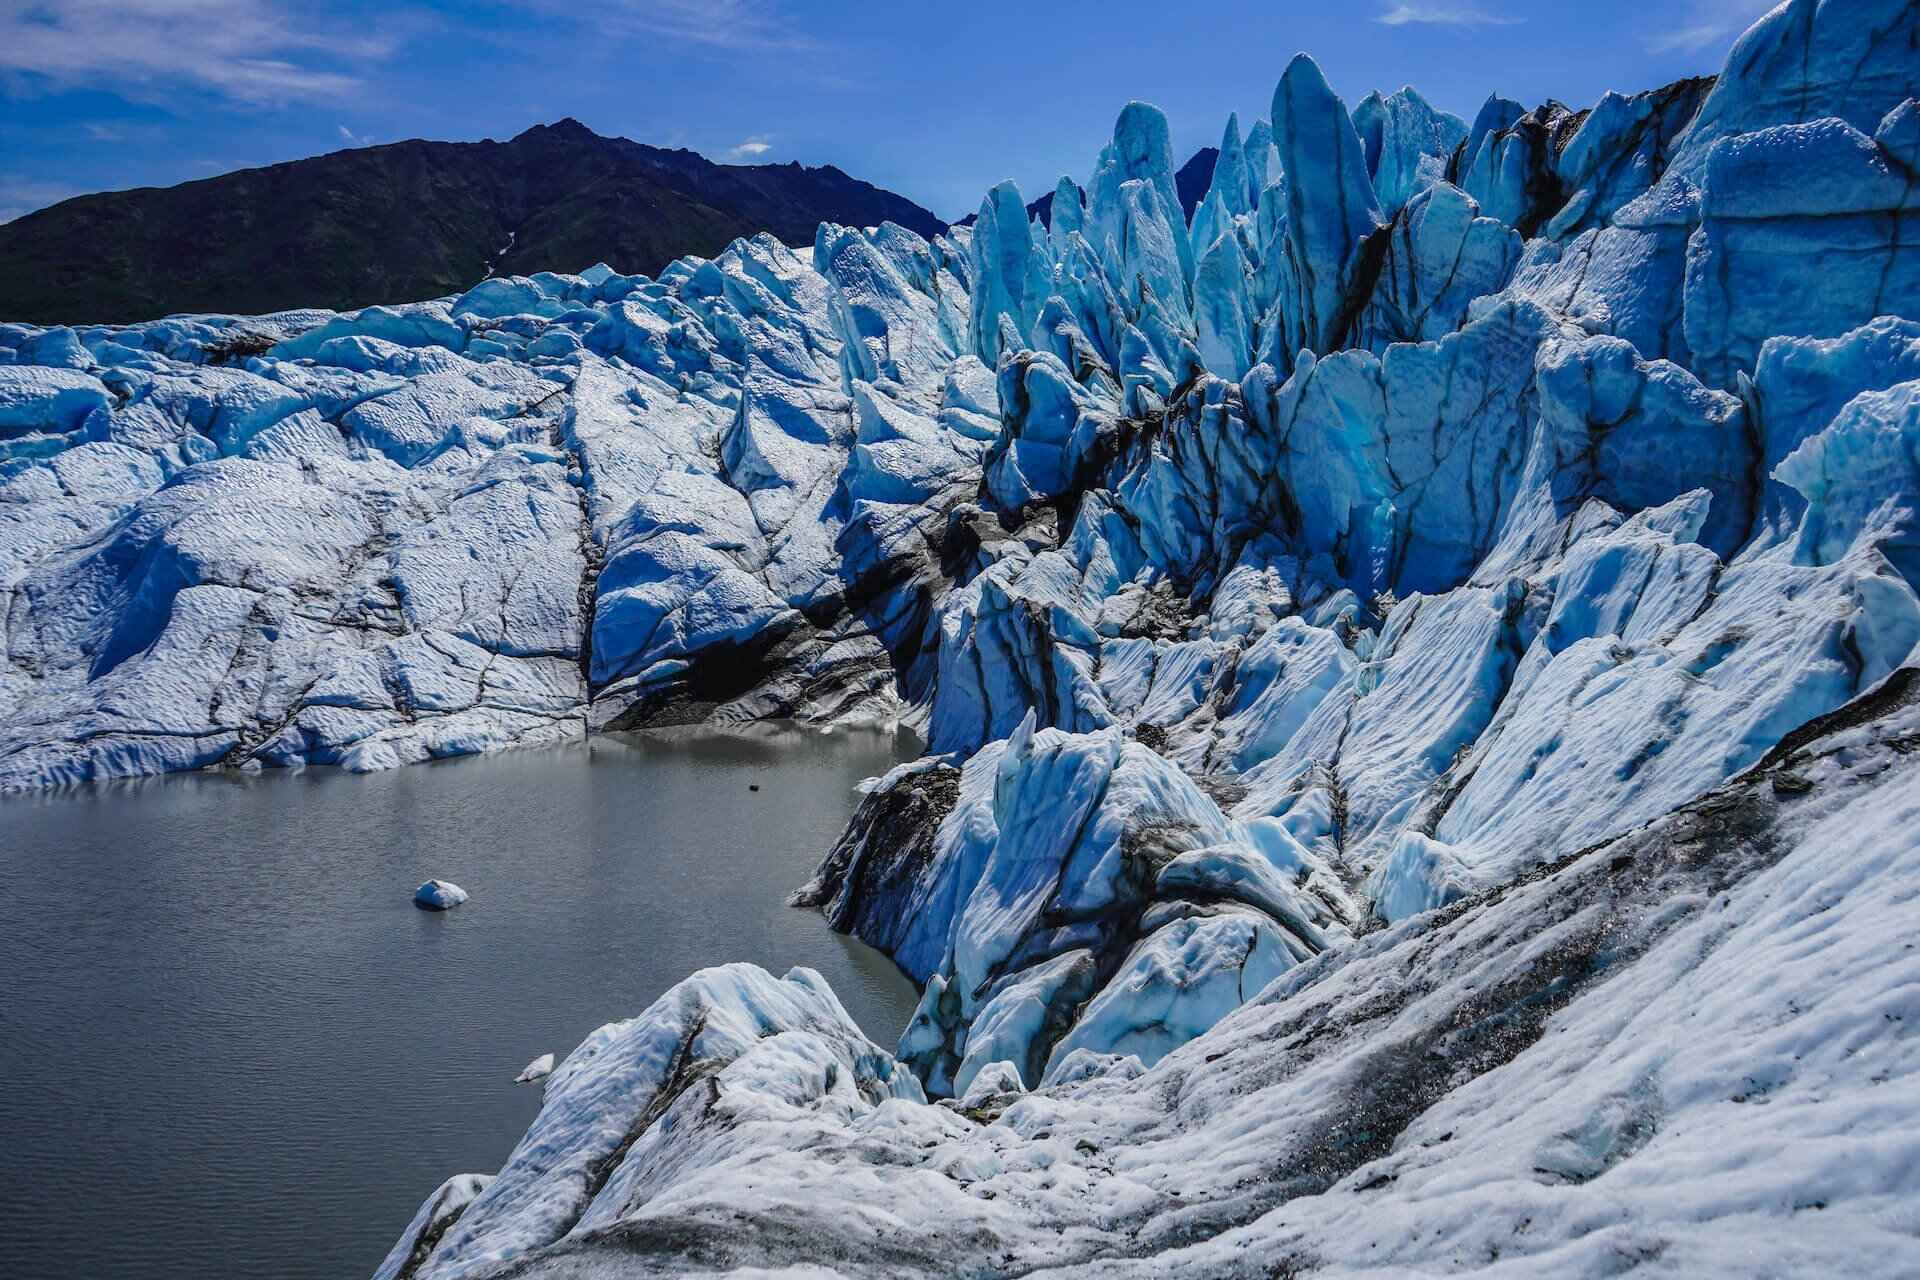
[1030,189,1061,229]
[1174,147,1218,219]
[0,119,946,325]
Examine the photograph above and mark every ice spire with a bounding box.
[1352,87,1468,216]
[1204,112,1253,219]
[1194,228,1255,380]
[1088,102,1195,293]
[1244,117,1280,207]
[1268,53,1384,362]
[967,180,1044,364]
[1051,176,1085,244]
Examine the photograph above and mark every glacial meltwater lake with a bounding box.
[0,725,920,1280]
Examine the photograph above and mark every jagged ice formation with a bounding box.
[4,1,1920,1275]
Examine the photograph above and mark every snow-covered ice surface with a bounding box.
[5,1,1920,1274]
[0,225,971,789]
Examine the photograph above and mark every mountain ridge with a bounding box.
[0,118,946,325]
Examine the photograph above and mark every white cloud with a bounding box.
[337,124,375,147]
[1644,1,1778,56]
[0,1,390,103]
[1645,23,1734,54]
[726,135,774,161]
[597,1,821,53]
[1375,3,1522,26]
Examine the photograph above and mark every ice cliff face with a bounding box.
[0,228,976,784]
[5,0,1920,1274]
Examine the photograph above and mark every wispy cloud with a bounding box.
[337,123,377,147]
[597,0,822,53]
[1645,24,1732,54]
[1643,2,1777,56]
[726,135,773,161]
[1375,3,1522,26]
[0,1,391,103]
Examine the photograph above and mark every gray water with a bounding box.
[0,726,920,1280]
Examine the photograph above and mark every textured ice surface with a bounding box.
[0,231,975,790]
[4,3,1920,1274]
[386,672,1920,1279]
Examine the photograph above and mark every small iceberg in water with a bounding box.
[413,879,469,911]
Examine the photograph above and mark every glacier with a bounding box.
[5,0,1920,1275]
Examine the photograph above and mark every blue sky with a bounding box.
[0,0,1781,224]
